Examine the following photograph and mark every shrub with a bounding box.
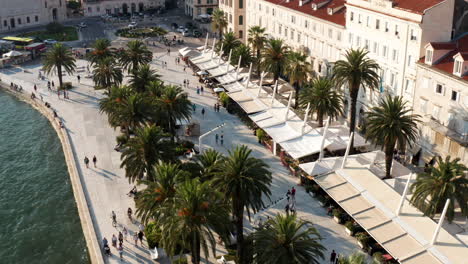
[256,129,266,143]
[145,222,162,249]
[333,208,343,219]
[116,134,128,145]
[219,92,229,107]
[173,258,188,264]
[345,221,356,233]
[355,232,371,246]
[372,252,385,264]
[46,22,64,34]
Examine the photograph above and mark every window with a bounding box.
[449,140,460,156]
[432,105,441,120]
[382,45,388,58]
[312,23,316,32]
[97,6,100,12]
[364,39,369,49]
[239,15,243,25]
[348,33,353,45]
[350,12,354,21]
[239,0,243,8]
[284,28,288,38]
[297,33,301,43]
[26,17,30,23]
[35,16,38,22]
[410,29,417,40]
[278,25,282,34]
[304,20,308,28]
[88,7,92,13]
[373,42,378,54]
[356,36,361,47]
[426,49,432,63]
[366,16,370,27]
[328,29,332,38]
[45,1,47,8]
[258,3,261,11]
[390,72,395,87]
[451,90,459,101]
[376,19,380,29]
[454,60,462,74]
[358,14,362,24]
[3,20,6,27]
[229,14,232,23]
[435,132,444,145]
[385,22,389,32]
[239,30,243,38]
[291,15,295,24]
[435,84,444,95]
[337,32,341,41]
[394,25,399,36]
[272,8,275,16]
[404,79,413,93]
[18,18,21,25]
[291,30,294,40]
[392,49,398,62]
[407,55,412,67]
[420,99,428,113]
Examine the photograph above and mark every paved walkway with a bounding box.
[0,47,361,264]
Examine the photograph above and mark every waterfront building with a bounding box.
[0,0,67,33]
[185,0,219,18]
[412,35,468,165]
[80,0,165,16]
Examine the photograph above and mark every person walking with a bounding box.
[201,108,205,119]
[286,189,291,202]
[34,84,37,92]
[77,75,81,83]
[291,186,296,202]
[92,155,97,168]
[285,203,290,214]
[123,227,128,241]
[133,232,138,246]
[215,133,219,144]
[196,87,200,94]
[118,244,123,260]
[200,86,204,94]
[192,103,196,111]
[118,231,124,245]
[84,156,89,168]
[111,210,117,227]
[330,250,337,264]
[102,237,108,248]
[127,207,133,221]
[220,133,224,145]
[112,234,117,247]
[137,230,144,246]
[52,81,55,89]
[47,81,51,91]
[214,103,217,111]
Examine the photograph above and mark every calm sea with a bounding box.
[0,90,89,263]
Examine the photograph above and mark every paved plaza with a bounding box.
[0,42,361,263]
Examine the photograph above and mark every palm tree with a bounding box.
[120,124,173,182]
[146,80,166,98]
[129,64,161,93]
[194,149,224,181]
[154,85,192,138]
[285,51,311,107]
[253,214,325,264]
[88,38,113,65]
[299,78,343,127]
[231,44,254,68]
[99,85,133,127]
[333,49,380,152]
[365,95,420,179]
[119,40,152,73]
[261,38,290,84]
[247,26,266,74]
[42,43,76,89]
[212,8,228,38]
[92,57,123,92]
[135,161,185,224]
[410,156,468,222]
[113,93,152,136]
[157,179,230,264]
[212,145,272,264]
[219,31,242,56]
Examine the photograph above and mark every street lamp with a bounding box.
[198,122,226,153]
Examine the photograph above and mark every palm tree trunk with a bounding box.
[384,142,395,179]
[317,110,324,127]
[348,84,359,154]
[294,82,300,109]
[57,64,63,89]
[190,233,201,264]
[233,198,245,264]
[256,48,261,75]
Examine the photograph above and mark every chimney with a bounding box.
[312,0,331,11]
[327,4,344,15]
[299,0,311,6]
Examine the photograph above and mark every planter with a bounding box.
[333,216,342,224]
[318,201,327,207]
[345,227,353,236]
[358,241,366,249]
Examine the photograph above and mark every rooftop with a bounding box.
[390,0,446,15]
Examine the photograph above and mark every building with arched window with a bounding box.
[0,0,66,33]
[81,0,165,16]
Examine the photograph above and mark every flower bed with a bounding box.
[116,27,167,38]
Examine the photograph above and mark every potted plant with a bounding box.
[256,128,266,144]
[316,194,329,207]
[344,221,356,236]
[355,232,371,249]
[333,209,344,224]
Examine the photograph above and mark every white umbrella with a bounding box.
[213,87,225,93]
[197,71,208,75]
[3,50,23,58]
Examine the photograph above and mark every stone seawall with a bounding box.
[0,84,105,264]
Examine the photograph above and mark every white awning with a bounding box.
[316,125,370,151]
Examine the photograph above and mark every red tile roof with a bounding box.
[264,0,346,26]
[429,42,457,50]
[391,0,446,14]
[421,35,468,81]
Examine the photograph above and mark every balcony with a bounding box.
[424,116,468,147]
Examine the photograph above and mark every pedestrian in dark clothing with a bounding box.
[214,103,217,111]
[286,189,291,202]
[330,250,337,263]
[92,155,97,168]
[220,133,224,145]
[285,203,290,214]
[34,84,37,92]
[77,75,81,83]
[102,237,108,247]
[215,133,219,144]
[84,156,89,168]
[201,108,205,118]
[137,231,144,245]
[196,87,200,94]
[47,81,51,90]
[200,86,204,94]
[118,232,124,245]
[52,81,55,88]
[291,187,296,202]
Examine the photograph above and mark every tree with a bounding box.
[261,38,290,84]
[112,93,152,136]
[99,85,134,127]
[88,38,113,65]
[218,31,242,56]
[129,64,161,93]
[231,43,254,68]
[299,78,343,127]
[333,49,380,152]
[119,40,152,73]
[410,156,468,222]
[194,149,224,181]
[365,95,420,179]
[135,161,185,224]
[92,57,123,92]
[42,43,76,89]
[212,8,228,38]
[120,124,173,182]
[247,26,266,74]
[285,51,311,108]
[157,179,230,264]
[253,214,325,264]
[154,85,192,138]
[212,145,272,264]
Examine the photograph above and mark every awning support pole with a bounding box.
[284,92,293,121]
[235,55,242,80]
[318,117,331,162]
[211,38,217,59]
[301,103,310,135]
[396,173,414,216]
[273,140,277,156]
[257,71,265,97]
[203,33,209,53]
[245,63,253,89]
[217,43,224,64]
[270,80,278,108]
[226,49,232,72]
[341,132,354,169]
[431,199,450,245]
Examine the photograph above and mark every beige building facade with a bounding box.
[81,0,164,16]
[413,35,468,165]
[0,0,67,33]
[185,0,218,19]
[219,0,246,39]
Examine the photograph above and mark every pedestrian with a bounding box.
[77,75,81,83]
[165,61,167,68]
[87,65,90,72]
[201,108,205,118]
[183,66,186,72]
[34,84,37,92]
[196,87,200,94]
[40,95,43,101]
[330,250,337,263]
[187,79,190,86]
[137,230,144,245]
[52,81,55,88]
[167,48,170,55]
[200,86,204,94]
[291,186,296,202]
[118,244,123,260]
[335,254,340,264]
[216,104,220,112]
[192,103,196,111]
[123,227,128,241]
[215,133,219,144]
[57,90,60,99]
[112,234,117,247]
[84,156,89,168]
[47,81,51,90]
[214,103,217,111]
[118,231,124,245]
[111,210,117,226]
[127,207,133,220]
[220,133,224,145]
[102,237,108,247]
[92,155,97,168]
[286,189,291,202]
[183,79,186,87]
[285,203,290,214]
[133,232,138,246]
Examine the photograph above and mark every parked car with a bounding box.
[182,31,192,37]
[44,39,58,45]
[177,26,187,33]
[128,22,138,29]
[192,30,202,38]
[78,22,87,28]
